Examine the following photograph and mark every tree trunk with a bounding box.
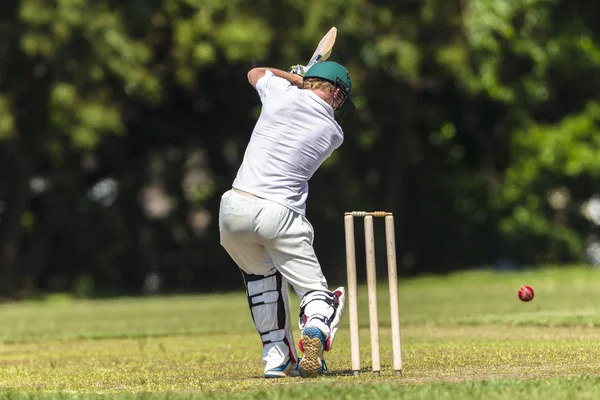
[0,149,29,299]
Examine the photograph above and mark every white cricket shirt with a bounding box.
[232,70,344,215]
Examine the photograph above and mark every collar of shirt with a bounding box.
[306,90,334,117]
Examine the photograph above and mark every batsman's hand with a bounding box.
[288,64,308,76]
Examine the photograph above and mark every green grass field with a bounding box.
[2,265,600,399]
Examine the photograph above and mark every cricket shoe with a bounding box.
[298,327,328,377]
[264,357,299,379]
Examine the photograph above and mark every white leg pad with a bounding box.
[298,287,346,351]
[244,271,297,370]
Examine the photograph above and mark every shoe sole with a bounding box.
[264,372,286,379]
[299,327,324,378]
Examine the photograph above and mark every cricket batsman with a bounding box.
[218,61,356,378]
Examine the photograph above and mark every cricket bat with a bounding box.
[306,27,337,68]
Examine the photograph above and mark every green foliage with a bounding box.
[497,102,600,261]
[2,0,600,295]
[462,0,555,103]
[17,0,158,152]
[50,83,125,149]
[458,0,600,263]
[0,96,15,139]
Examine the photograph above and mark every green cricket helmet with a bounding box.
[304,61,356,110]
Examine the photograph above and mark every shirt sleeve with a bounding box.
[255,69,292,103]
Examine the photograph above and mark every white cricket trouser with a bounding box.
[218,189,329,372]
[219,189,328,294]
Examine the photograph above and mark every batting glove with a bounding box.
[288,64,309,76]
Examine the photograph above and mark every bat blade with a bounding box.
[307,27,337,68]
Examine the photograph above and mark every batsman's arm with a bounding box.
[247,68,303,88]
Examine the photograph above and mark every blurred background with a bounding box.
[0,0,599,299]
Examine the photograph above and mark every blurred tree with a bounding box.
[461,0,600,264]
[0,0,598,298]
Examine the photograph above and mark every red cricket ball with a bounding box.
[518,285,534,302]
